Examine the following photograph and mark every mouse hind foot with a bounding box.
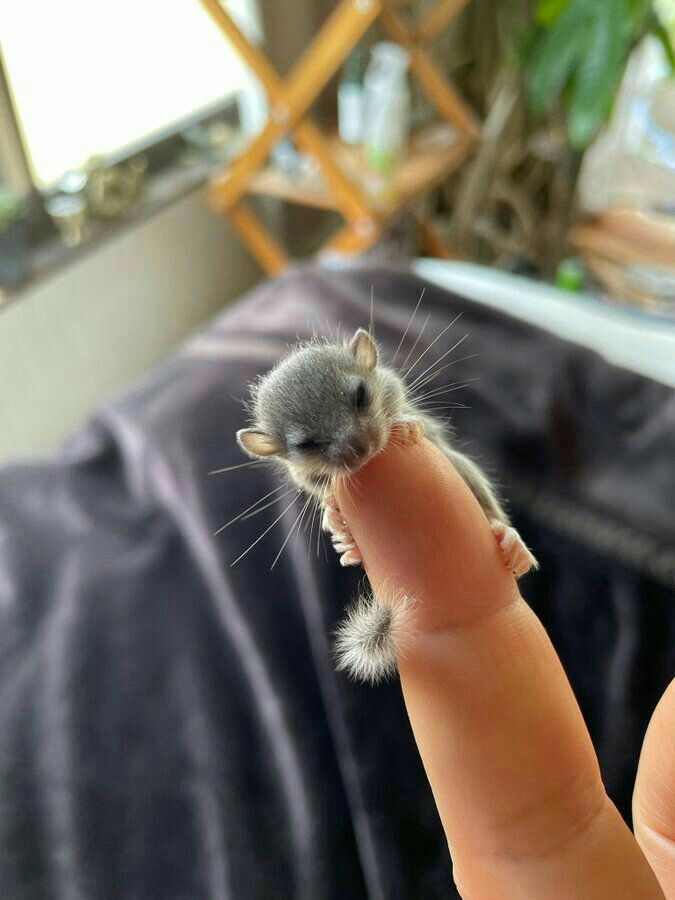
[490,520,539,577]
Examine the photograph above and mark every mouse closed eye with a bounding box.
[350,379,369,412]
[290,438,330,455]
[295,439,319,452]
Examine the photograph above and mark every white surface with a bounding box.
[414,260,675,388]
[0,189,258,462]
[1,0,259,186]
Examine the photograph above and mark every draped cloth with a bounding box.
[0,263,673,898]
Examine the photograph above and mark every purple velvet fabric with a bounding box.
[0,261,673,898]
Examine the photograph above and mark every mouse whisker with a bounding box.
[305,495,318,556]
[308,488,328,560]
[316,498,327,560]
[305,488,323,558]
[408,351,475,394]
[214,483,291,535]
[413,379,478,403]
[344,469,364,505]
[271,492,315,570]
[239,489,299,523]
[399,313,430,372]
[406,354,477,394]
[407,330,469,390]
[403,313,463,381]
[392,287,425,365]
[415,403,469,414]
[414,377,477,397]
[230,492,302,567]
[208,460,266,476]
[331,471,350,507]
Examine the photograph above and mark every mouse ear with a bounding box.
[237,429,283,458]
[349,328,378,372]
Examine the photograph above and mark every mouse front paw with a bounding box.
[393,417,426,448]
[323,498,363,567]
[490,520,539,578]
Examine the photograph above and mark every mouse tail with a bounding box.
[334,590,416,684]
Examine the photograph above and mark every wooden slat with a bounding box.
[380,7,480,140]
[294,121,373,223]
[210,119,289,212]
[416,0,471,44]
[323,221,382,255]
[209,0,379,212]
[367,129,471,213]
[228,203,289,274]
[201,0,480,273]
[243,126,470,219]
[197,0,281,98]
[280,0,381,124]
[323,127,471,257]
[417,215,455,258]
[246,168,336,210]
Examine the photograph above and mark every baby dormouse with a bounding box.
[237,327,537,682]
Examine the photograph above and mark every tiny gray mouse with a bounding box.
[236,326,537,682]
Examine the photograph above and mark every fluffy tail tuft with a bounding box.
[334,591,416,684]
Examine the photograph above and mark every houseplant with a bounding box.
[442,0,674,273]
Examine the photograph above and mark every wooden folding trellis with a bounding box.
[199,0,480,274]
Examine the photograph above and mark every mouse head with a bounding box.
[237,328,405,485]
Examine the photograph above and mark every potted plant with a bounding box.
[0,184,29,288]
[521,0,675,151]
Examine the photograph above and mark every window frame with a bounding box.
[0,45,242,296]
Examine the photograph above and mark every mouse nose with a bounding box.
[337,436,369,467]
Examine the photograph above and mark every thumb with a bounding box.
[335,436,662,898]
[633,678,675,897]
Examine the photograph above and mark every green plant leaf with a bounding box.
[566,0,631,148]
[648,11,675,70]
[535,0,569,26]
[514,22,543,65]
[526,0,593,114]
[628,0,652,30]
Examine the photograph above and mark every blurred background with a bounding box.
[0,3,674,898]
[0,0,674,459]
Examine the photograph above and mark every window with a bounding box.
[0,0,261,189]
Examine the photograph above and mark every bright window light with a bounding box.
[0,0,260,187]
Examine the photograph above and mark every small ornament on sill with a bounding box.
[85,154,148,219]
[182,121,241,165]
[44,193,88,248]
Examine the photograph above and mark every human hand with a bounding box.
[334,436,672,898]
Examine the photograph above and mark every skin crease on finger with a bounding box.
[335,437,664,899]
[634,678,675,898]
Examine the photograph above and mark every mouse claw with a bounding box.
[394,418,426,448]
[332,540,355,553]
[322,502,345,534]
[339,548,363,567]
[490,520,539,578]
[322,498,363,568]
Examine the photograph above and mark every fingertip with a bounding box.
[335,438,519,631]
